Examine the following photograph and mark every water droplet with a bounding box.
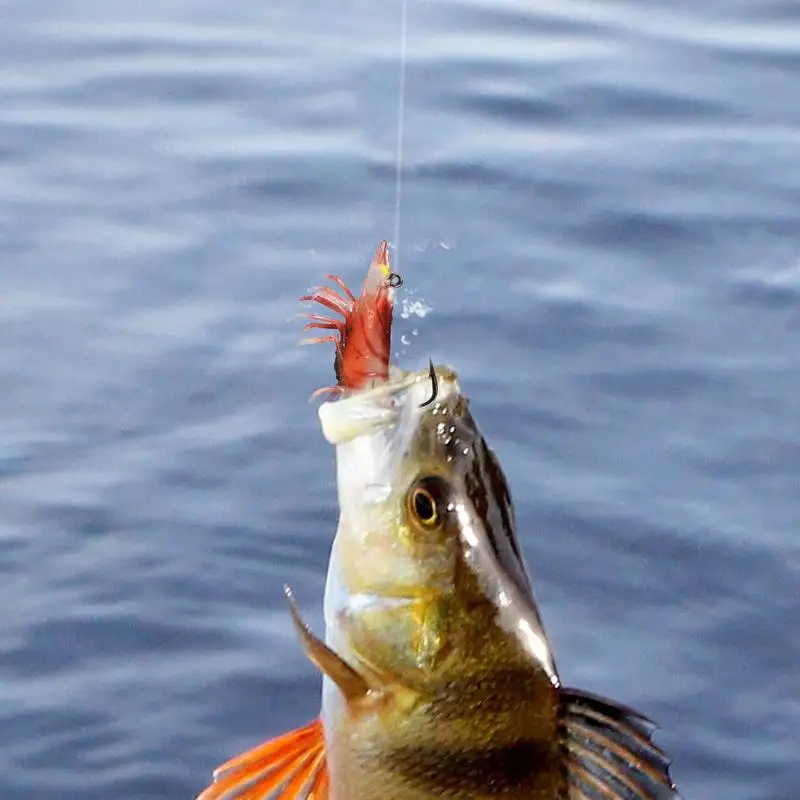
[400,298,433,320]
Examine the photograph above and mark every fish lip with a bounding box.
[318,365,458,445]
[330,363,457,411]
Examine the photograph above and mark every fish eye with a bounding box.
[406,477,448,529]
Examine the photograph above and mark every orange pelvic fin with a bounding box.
[196,718,329,800]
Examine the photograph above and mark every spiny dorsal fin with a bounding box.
[561,688,681,800]
[196,718,329,800]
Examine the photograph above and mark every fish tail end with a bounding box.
[195,717,329,800]
[561,688,682,800]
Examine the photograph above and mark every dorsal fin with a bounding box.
[195,718,328,800]
[562,688,681,799]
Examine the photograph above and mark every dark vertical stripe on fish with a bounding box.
[384,739,558,796]
[458,422,527,587]
[426,668,551,721]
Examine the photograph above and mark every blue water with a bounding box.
[1,1,798,798]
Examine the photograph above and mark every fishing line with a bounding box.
[392,0,409,273]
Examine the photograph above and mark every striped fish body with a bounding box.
[321,600,566,799]
[196,365,680,800]
[317,367,679,800]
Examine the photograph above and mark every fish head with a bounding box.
[318,364,558,693]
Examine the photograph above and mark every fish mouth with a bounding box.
[318,364,460,445]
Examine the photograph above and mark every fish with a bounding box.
[196,364,681,799]
[300,240,399,398]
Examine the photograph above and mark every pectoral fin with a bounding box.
[284,585,371,704]
[196,718,329,800]
[562,689,681,799]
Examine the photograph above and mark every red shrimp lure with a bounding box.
[300,240,401,398]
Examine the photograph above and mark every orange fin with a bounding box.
[196,718,329,800]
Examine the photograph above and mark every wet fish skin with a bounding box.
[197,364,680,800]
[313,365,679,799]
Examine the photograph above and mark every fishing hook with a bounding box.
[419,359,438,407]
[387,272,403,288]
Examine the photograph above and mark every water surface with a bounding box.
[1,1,798,798]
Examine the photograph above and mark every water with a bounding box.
[1,1,798,797]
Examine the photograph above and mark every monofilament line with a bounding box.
[393,0,409,273]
